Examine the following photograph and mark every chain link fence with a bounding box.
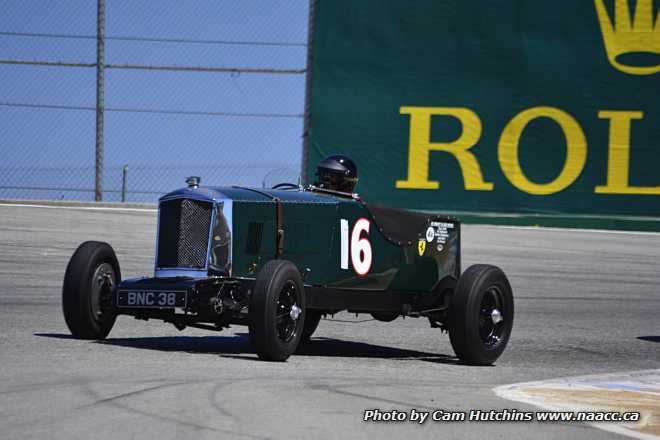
[0,1,310,203]
[0,163,301,202]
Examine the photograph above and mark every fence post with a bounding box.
[121,164,128,202]
[95,0,105,201]
[300,0,316,186]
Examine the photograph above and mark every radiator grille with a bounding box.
[157,198,213,269]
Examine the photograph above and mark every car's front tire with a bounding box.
[62,241,120,339]
[299,310,322,345]
[448,264,514,365]
[249,260,306,361]
[371,312,399,322]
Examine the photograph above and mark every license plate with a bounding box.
[116,290,187,308]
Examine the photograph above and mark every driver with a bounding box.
[314,155,358,194]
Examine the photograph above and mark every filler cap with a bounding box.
[186,176,201,189]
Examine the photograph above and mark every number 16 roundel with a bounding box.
[340,218,372,276]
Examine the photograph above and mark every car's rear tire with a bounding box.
[62,241,120,339]
[249,260,306,361]
[448,264,514,365]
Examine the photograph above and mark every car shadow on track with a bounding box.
[35,333,460,364]
[638,336,660,343]
[297,337,460,364]
[35,333,78,340]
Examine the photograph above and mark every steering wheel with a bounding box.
[272,183,298,190]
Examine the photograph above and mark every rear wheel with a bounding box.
[249,260,306,361]
[448,264,513,365]
[62,241,120,339]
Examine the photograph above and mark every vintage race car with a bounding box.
[62,179,514,364]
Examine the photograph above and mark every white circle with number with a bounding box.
[425,226,435,242]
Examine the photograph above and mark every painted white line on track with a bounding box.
[494,369,660,440]
[0,202,156,213]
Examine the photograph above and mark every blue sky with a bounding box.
[0,1,309,200]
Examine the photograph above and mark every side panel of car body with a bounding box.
[230,192,459,293]
[153,186,459,295]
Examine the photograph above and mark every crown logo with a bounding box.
[594,0,660,75]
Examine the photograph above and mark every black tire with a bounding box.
[249,260,306,361]
[299,310,322,345]
[448,264,514,365]
[371,312,399,322]
[62,241,120,339]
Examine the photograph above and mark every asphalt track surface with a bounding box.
[0,203,658,440]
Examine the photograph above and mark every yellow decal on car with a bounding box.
[418,239,426,256]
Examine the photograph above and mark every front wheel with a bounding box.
[448,264,514,365]
[62,241,120,339]
[249,260,306,361]
[371,312,399,322]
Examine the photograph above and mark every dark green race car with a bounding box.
[62,179,514,364]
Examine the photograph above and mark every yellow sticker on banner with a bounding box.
[418,239,426,256]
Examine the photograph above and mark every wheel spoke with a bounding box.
[90,263,115,322]
[274,280,300,343]
[275,312,288,323]
[478,287,506,348]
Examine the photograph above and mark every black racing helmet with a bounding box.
[314,154,358,193]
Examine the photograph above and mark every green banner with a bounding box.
[307,0,660,219]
